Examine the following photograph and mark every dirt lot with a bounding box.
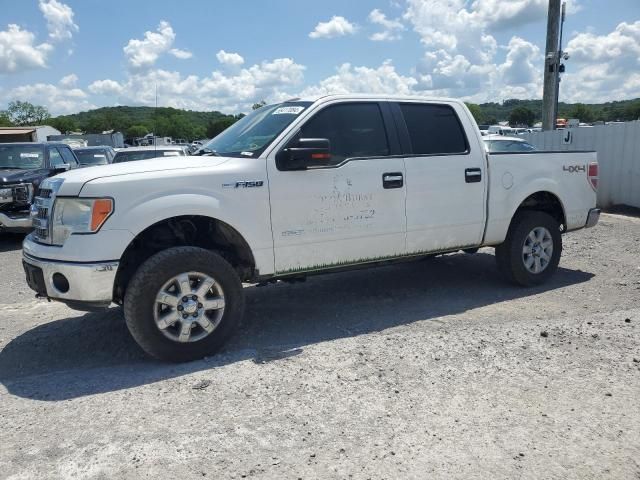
[1,213,639,479]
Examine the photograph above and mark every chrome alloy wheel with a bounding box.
[522,227,554,274]
[153,272,226,343]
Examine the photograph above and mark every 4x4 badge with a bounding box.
[563,165,586,173]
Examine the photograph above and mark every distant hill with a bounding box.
[476,98,640,125]
[49,98,640,139]
[51,105,241,141]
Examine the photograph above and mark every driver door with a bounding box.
[266,101,407,274]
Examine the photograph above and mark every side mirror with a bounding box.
[277,138,331,170]
[54,164,71,173]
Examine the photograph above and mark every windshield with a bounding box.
[75,149,109,165]
[0,144,44,169]
[113,149,184,163]
[203,101,312,158]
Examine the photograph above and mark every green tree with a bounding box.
[622,101,640,121]
[465,103,484,124]
[206,117,237,138]
[7,101,51,126]
[568,103,595,123]
[49,116,79,133]
[127,125,149,138]
[252,100,267,111]
[508,106,535,127]
[0,111,12,127]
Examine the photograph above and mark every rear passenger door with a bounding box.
[392,102,487,254]
[267,101,407,274]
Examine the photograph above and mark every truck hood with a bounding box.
[0,168,50,185]
[54,156,232,196]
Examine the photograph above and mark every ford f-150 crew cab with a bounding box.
[22,95,600,362]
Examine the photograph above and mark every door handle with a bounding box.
[382,172,403,189]
[465,168,482,183]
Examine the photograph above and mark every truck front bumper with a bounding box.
[585,208,601,228]
[22,252,118,310]
[0,211,32,232]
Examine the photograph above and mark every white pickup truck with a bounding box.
[22,95,600,361]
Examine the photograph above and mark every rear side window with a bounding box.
[299,102,390,165]
[399,103,468,155]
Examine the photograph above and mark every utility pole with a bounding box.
[542,0,561,131]
[553,2,567,125]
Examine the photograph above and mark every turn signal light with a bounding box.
[91,199,113,231]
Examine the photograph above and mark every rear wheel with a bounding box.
[124,246,244,362]
[495,211,562,286]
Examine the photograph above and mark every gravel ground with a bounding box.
[1,213,639,479]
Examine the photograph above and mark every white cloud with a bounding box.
[88,79,124,96]
[1,77,95,115]
[0,24,53,73]
[368,9,405,41]
[123,20,175,69]
[87,57,306,113]
[38,0,78,42]
[309,16,357,39]
[561,21,640,102]
[59,73,78,87]
[300,61,417,97]
[216,50,245,66]
[169,48,192,59]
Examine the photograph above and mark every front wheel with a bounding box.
[495,211,562,286]
[124,246,244,362]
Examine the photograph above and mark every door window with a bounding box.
[297,103,390,166]
[60,147,78,166]
[48,147,65,167]
[399,103,468,155]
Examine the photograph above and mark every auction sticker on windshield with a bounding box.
[272,106,305,115]
[20,153,40,158]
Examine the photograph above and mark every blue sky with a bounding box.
[1,0,639,115]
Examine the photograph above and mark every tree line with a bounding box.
[466,98,640,127]
[2,98,639,139]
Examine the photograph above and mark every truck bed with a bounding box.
[483,150,598,245]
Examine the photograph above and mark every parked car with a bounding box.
[483,135,537,153]
[22,95,600,362]
[73,146,116,166]
[0,142,80,233]
[488,125,515,136]
[112,145,188,163]
[478,125,490,136]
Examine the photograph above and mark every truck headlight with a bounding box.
[52,198,114,245]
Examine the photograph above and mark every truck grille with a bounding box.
[30,179,64,244]
[32,189,54,243]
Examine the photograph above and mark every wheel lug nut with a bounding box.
[198,303,203,308]
[177,305,183,311]
[182,314,188,319]
[182,296,188,302]
[193,313,198,318]
[192,295,197,301]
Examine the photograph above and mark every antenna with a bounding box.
[154,83,157,153]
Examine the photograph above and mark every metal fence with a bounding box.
[522,121,640,208]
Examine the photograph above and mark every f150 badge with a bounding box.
[222,181,264,189]
[563,165,586,173]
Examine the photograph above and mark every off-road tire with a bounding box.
[495,211,562,287]
[124,246,244,362]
